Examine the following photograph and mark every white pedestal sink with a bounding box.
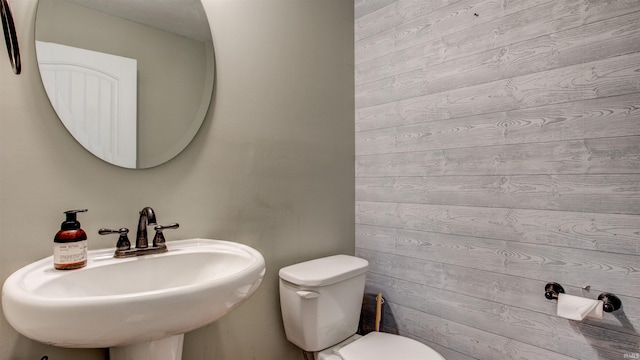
[2,239,266,359]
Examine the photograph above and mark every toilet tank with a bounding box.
[279,255,369,352]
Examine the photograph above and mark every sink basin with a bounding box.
[2,239,265,350]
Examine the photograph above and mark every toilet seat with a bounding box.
[338,332,445,360]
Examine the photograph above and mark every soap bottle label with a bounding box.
[54,240,88,266]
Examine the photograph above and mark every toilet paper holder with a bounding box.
[544,282,565,300]
[598,293,622,313]
[544,282,622,312]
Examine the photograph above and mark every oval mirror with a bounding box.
[35,0,214,169]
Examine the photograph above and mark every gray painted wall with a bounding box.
[354,0,640,359]
[0,1,354,359]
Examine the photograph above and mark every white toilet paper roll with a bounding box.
[557,293,603,320]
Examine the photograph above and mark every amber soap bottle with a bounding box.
[54,209,88,270]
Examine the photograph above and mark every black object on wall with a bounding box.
[1,0,20,74]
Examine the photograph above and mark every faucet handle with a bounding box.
[98,228,130,251]
[153,223,179,247]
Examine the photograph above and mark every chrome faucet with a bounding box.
[136,206,157,249]
[98,206,179,258]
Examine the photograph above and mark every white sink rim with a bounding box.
[12,241,258,301]
[2,238,266,348]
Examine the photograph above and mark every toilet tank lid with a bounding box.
[279,255,368,287]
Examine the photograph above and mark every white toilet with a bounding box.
[279,254,446,360]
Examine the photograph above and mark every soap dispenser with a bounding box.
[54,209,88,270]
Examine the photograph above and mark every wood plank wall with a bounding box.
[354,0,640,359]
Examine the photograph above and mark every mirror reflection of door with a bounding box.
[37,41,137,168]
[35,0,215,169]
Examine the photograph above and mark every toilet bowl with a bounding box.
[315,332,445,360]
[279,255,445,360]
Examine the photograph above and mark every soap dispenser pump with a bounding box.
[54,209,88,270]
